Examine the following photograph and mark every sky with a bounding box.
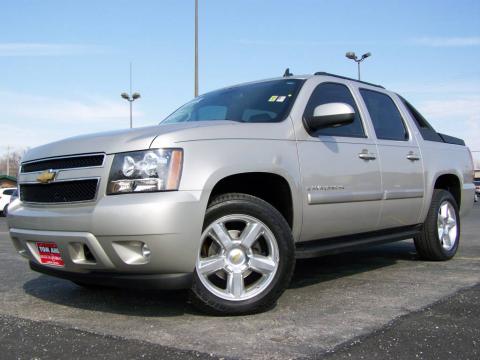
[1,0,480,164]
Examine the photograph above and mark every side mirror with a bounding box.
[305,102,355,131]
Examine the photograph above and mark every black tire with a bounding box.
[414,189,460,261]
[2,205,7,217]
[190,193,295,315]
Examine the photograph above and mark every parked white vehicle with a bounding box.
[0,188,16,216]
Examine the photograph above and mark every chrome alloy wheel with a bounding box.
[437,200,458,251]
[196,214,280,301]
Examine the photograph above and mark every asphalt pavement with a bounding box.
[0,203,479,359]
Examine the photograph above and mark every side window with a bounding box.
[400,96,444,143]
[360,89,409,141]
[3,189,13,195]
[304,83,365,138]
[400,97,431,129]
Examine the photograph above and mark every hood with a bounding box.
[22,121,237,162]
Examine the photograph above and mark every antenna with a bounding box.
[283,68,293,77]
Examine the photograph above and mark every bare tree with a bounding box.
[0,149,27,177]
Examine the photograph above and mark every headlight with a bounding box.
[107,149,183,194]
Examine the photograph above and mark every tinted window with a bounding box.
[304,83,365,137]
[400,96,444,143]
[3,189,14,195]
[360,89,408,141]
[162,79,303,124]
[401,98,430,129]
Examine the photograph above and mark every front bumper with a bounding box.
[8,190,205,289]
[29,261,193,290]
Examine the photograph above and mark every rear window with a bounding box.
[399,96,443,143]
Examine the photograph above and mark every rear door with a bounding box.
[358,88,424,228]
[294,80,382,241]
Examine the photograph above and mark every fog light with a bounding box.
[112,241,151,265]
[141,243,151,258]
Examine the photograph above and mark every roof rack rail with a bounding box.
[313,72,385,89]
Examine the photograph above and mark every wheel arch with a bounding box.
[204,171,301,240]
[433,173,462,208]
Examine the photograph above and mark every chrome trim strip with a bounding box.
[21,153,106,174]
[19,176,100,185]
[384,189,424,200]
[308,191,383,204]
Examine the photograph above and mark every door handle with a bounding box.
[358,150,376,161]
[406,152,420,161]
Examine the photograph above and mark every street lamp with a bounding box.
[121,92,141,129]
[121,62,141,129]
[345,51,371,80]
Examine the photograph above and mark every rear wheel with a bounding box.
[190,193,295,315]
[414,189,460,261]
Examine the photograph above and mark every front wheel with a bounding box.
[414,189,460,261]
[190,193,295,315]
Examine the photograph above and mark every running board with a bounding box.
[295,225,422,259]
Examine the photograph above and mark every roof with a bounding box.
[201,72,386,98]
[312,72,385,89]
[0,175,17,182]
[279,72,385,89]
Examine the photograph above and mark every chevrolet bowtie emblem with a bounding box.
[231,253,242,263]
[37,169,57,184]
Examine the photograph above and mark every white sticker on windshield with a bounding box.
[276,96,286,102]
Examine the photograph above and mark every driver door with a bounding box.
[295,81,382,241]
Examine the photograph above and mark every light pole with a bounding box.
[121,92,141,129]
[121,63,141,128]
[345,51,371,80]
[194,0,199,97]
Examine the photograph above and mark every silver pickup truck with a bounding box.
[7,72,475,315]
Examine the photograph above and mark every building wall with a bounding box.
[0,180,17,188]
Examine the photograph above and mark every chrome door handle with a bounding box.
[406,153,420,161]
[358,151,376,160]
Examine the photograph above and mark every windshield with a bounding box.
[161,79,303,124]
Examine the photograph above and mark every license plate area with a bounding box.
[36,242,64,267]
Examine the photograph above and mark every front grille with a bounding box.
[20,179,99,203]
[22,155,104,173]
